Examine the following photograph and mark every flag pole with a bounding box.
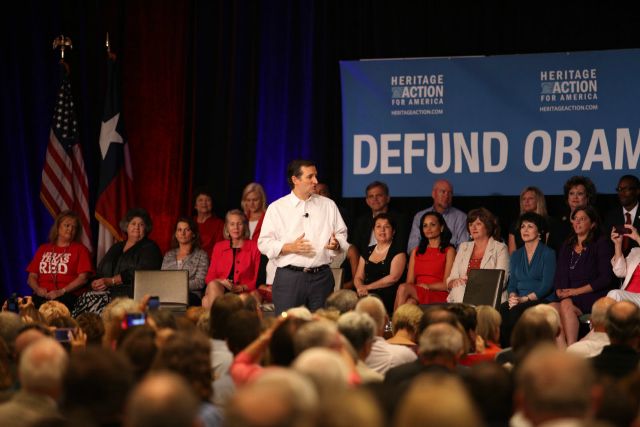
[52,35,73,61]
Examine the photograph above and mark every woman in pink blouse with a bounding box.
[202,209,261,308]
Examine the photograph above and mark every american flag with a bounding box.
[40,63,92,252]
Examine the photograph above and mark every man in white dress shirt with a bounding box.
[258,159,348,314]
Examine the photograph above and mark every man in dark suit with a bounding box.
[603,175,640,257]
[351,181,409,257]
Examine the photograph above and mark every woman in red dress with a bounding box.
[394,211,455,310]
[193,188,224,256]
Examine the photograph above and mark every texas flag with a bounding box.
[95,54,134,262]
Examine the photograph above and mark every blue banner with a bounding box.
[340,49,640,197]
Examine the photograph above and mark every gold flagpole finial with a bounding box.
[52,35,73,60]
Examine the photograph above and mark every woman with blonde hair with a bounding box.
[202,210,261,308]
[26,210,94,310]
[241,182,268,241]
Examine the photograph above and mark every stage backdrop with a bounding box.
[340,49,640,197]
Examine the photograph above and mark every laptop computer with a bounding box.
[133,270,189,313]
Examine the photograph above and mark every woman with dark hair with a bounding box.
[507,186,560,254]
[74,208,162,314]
[447,208,510,303]
[193,187,225,256]
[354,213,407,315]
[394,211,456,309]
[550,205,614,346]
[201,209,261,309]
[500,212,556,347]
[556,175,598,245]
[26,210,94,309]
[162,217,210,305]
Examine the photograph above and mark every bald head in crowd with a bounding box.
[605,301,640,345]
[125,372,200,427]
[516,345,599,426]
[355,296,387,336]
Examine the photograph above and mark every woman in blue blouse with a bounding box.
[500,212,556,347]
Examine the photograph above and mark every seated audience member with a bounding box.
[337,311,384,383]
[408,179,468,252]
[76,208,162,315]
[555,175,597,246]
[394,373,482,427]
[126,372,201,427]
[193,187,224,256]
[0,337,12,400]
[395,211,456,309]
[515,346,600,426]
[463,362,514,427]
[499,306,558,367]
[74,312,105,346]
[325,289,358,314]
[608,223,640,305]
[352,181,409,259]
[26,210,94,310]
[508,186,559,254]
[202,209,261,309]
[384,322,465,388]
[354,214,407,315]
[463,305,502,365]
[162,217,209,306]
[550,206,614,346]
[61,347,135,426]
[355,296,416,375]
[38,300,71,324]
[566,297,614,358]
[152,330,222,427]
[603,174,640,257]
[241,182,268,241]
[117,325,158,381]
[0,312,24,358]
[500,212,556,347]
[225,369,318,427]
[592,301,640,379]
[316,390,384,427]
[447,208,509,303]
[0,338,67,426]
[292,347,351,399]
[386,303,424,350]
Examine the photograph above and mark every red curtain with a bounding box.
[121,0,192,252]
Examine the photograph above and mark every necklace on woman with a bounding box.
[569,250,582,270]
[374,243,390,254]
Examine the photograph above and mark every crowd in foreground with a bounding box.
[0,289,639,427]
[4,159,640,426]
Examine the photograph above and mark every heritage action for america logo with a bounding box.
[539,68,599,112]
[390,74,444,116]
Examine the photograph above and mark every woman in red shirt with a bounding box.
[202,209,261,308]
[26,210,94,310]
